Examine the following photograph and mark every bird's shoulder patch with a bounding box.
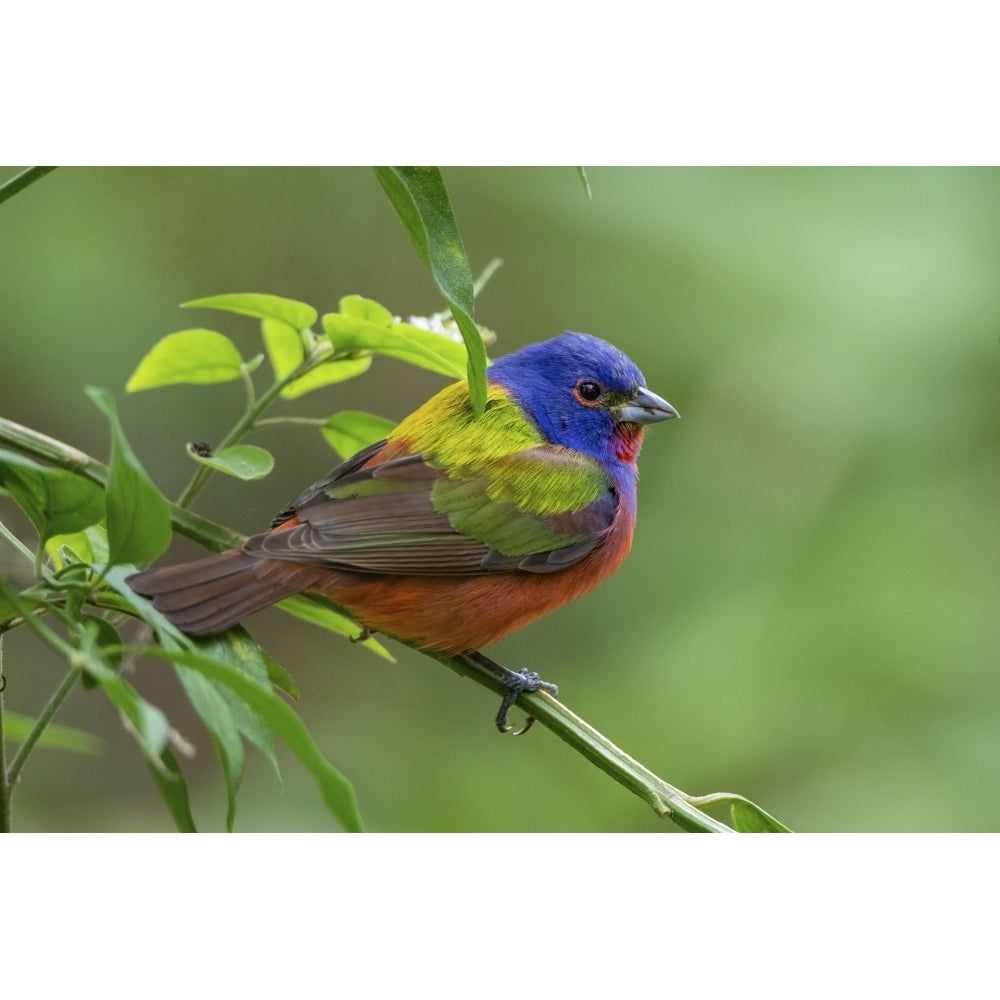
[390,381,543,471]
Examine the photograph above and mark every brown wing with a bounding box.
[246,441,617,577]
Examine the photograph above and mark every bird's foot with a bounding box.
[467,652,559,735]
[351,627,375,644]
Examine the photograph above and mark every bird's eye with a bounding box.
[575,380,603,403]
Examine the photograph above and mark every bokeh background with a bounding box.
[1,166,997,832]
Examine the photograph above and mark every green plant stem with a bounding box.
[0,414,741,833]
[0,416,244,552]
[0,588,82,831]
[0,166,57,207]
[0,519,36,564]
[0,635,9,832]
[6,668,80,792]
[473,257,504,297]
[175,348,340,509]
[252,416,326,431]
[445,653,734,833]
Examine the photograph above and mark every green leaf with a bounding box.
[126,330,245,391]
[281,356,373,400]
[148,745,198,832]
[373,167,488,414]
[730,798,792,833]
[0,448,105,543]
[84,655,172,761]
[45,523,110,569]
[139,644,364,832]
[0,587,18,626]
[99,564,193,645]
[321,410,397,460]
[183,292,318,333]
[4,712,104,756]
[193,628,280,776]
[76,614,122,690]
[261,316,374,398]
[576,166,592,199]
[0,166,58,207]
[263,650,300,701]
[262,317,305,382]
[278,594,394,661]
[86,388,172,565]
[322,313,467,379]
[172,655,245,831]
[340,294,395,326]
[186,443,275,481]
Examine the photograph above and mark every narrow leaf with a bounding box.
[140,645,364,832]
[100,565,195,647]
[576,166,593,199]
[0,588,19,626]
[731,799,792,833]
[126,330,245,391]
[280,355,372,400]
[373,167,488,414]
[172,658,245,831]
[148,746,198,832]
[184,292,317,334]
[193,629,280,776]
[263,652,300,701]
[321,410,397,459]
[262,317,305,382]
[322,313,467,379]
[278,594,394,661]
[86,387,172,565]
[0,165,57,207]
[0,448,105,543]
[339,295,395,326]
[84,656,172,761]
[4,712,104,756]
[186,443,275,481]
[76,614,122,690]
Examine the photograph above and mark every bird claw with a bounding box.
[351,627,375,644]
[494,668,559,735]
[466,652,558,735]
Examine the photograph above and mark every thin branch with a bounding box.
[0,636,9,832]
[444,653,734,833]
[0,416,243,552]
[174,345,339,509]
[5,668,80,789]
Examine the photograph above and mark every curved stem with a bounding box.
[0,636,9,832]
[252,416,326,430]
[445,652,734,833]
[6,668,80,789]
[0,416,244,552]
[174,346,339,509]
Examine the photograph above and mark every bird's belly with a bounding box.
[325,526,633,655]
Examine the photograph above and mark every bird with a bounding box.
[128,332,678,731]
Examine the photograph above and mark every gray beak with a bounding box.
[614,385,680,425]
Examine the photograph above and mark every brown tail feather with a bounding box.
[127,550,333,636]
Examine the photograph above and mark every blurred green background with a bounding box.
[1,166,997,832]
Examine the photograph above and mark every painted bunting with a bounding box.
[128,333,678,730]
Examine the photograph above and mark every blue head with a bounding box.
[488,332,678,466]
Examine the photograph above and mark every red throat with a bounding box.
[614,423,644,464]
